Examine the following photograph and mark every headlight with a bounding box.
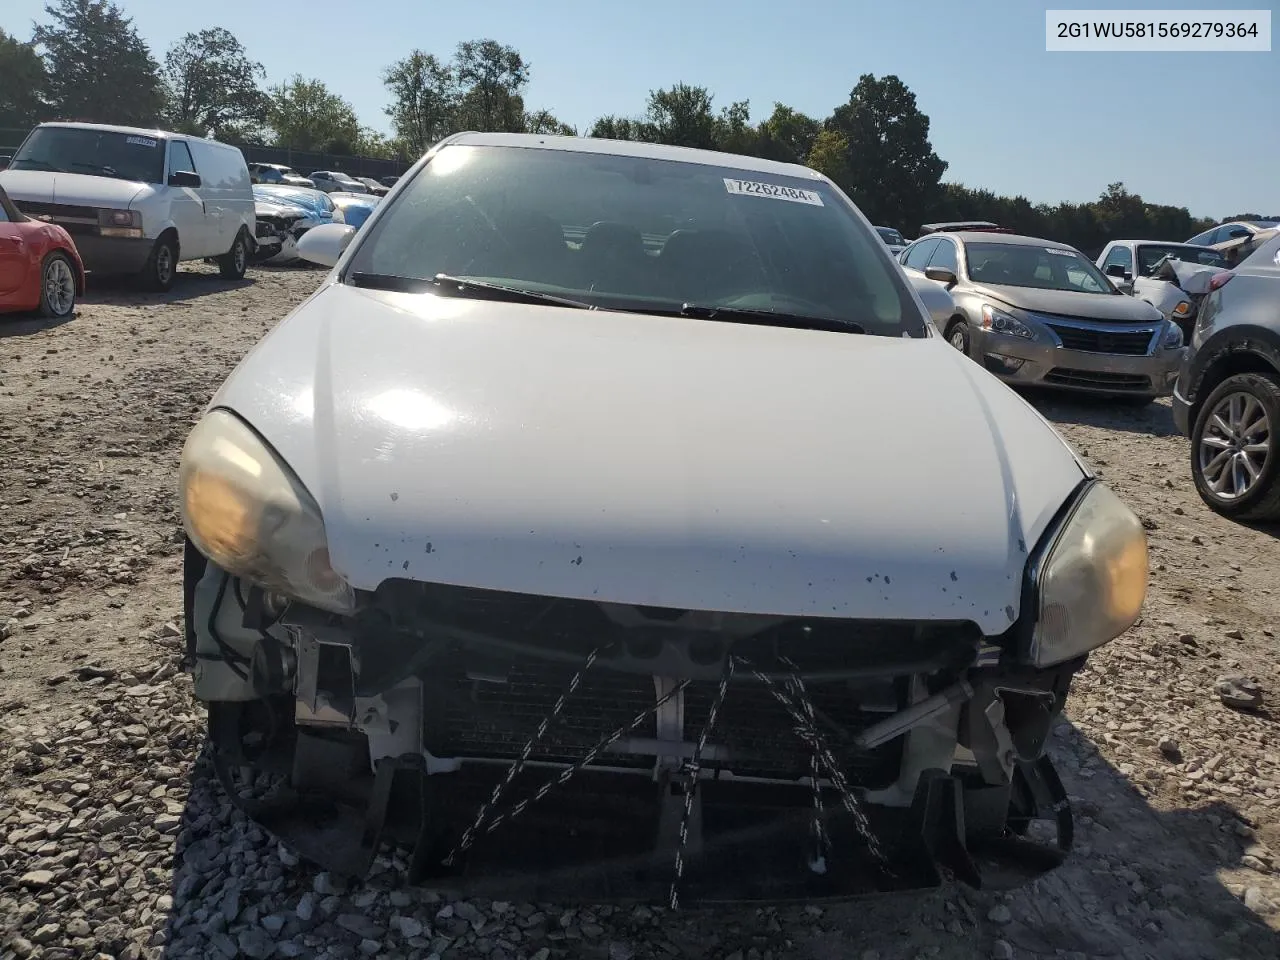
[1163,321,1184,349]
[980,303,1033,339]
[98,208,142,237]
[179,408,355,614]
[1171,300,1192,318]
[1027,482,1148,668]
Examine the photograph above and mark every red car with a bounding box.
[0,182,86,319]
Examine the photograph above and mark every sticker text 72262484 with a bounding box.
[126,136,158,148]
[724,178,824,206]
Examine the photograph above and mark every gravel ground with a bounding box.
[2,265,1279,960]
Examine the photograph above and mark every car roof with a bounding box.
[938,232,1079,250]
[444,131,825,181]
[1114,239,1216,250]
[35,120,217,143]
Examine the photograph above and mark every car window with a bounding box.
[9,126,167,183]
[1237,232,1280,269]
[345,143,925,337]
[927,238,958,273]
[902,237,941,270]
[169,141,196,177]
[1136,244,1228,274]
[1187,229,1216,245]
[966,242,1116,294]
[1102,245,1133,274]
[0,201,8,223]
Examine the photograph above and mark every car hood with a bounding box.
[209,284,1088,634]
[971,282,1165,323]
[0,169,148,209]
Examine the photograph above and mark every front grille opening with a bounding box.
[1044,368,1152,391]
[1045,323,1153,356]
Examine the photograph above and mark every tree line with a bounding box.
[1,0,1235,252]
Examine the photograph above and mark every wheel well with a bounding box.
[1193,351,1280,420]
[46,247,86,295]
[944,315,966,336]
[157,227,179,257]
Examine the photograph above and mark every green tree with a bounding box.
[268,75,359,152]
[825,74,947,233]
[755,103,819,164]
[806,129,850,184]
[587,115,640,140]
[641,83,718,148]
[162,28,267,141]
[33,0,163,126]
[523,108,576,136]
[712,99,758,156]
[0,28,48,129]
[453,39,529,132]
[382,50,458,154]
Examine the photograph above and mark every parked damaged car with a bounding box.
[901,230,1185,404]
[179,133,1149,906]
[251,195,320,264]
[1097,240,1229,338]
[329,191,381,231]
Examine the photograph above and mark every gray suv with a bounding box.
[899,231,1184,403]
[1172,232,1280,520]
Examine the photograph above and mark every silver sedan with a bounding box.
[900,231,1185,404]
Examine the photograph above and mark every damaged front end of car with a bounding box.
[178,409,1147,906]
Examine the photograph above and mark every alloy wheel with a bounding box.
[1198,390,1272,501]
[44,258,75,316]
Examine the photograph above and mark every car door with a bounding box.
[0,197,31,301]
[166,140,211,259]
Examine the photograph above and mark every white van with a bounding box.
[0,122,256,291]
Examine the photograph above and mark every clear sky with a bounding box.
[4,0,1277,219]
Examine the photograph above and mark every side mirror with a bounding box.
[0,155,11,171]
[1228,227,1250,239]
[169,170,202,188]
[924,266,958,287]
[297,222,356,267]
[1104,263,1127,278]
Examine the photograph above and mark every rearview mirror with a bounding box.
[297,222,357,267]
[924,266,958,287]
[169,170,202,188]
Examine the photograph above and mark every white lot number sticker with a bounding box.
[126,136,158,147]
[724,178,824,206]
[1044,247,1075,256]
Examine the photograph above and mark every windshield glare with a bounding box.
[11,127,166,183]
[1137,245,1228,274]
[343,144,922,336]
[965,241,1115,294]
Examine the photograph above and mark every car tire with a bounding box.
[37,251,77,319]
[1190,371,1280,521]
[945,319,970,355]
[218,231,250,280]
[141,235,178,292]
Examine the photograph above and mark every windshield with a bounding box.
[965,241,1116,294]
[343,143,922,336]
[876,227,905,245]
[10,126,166,183]
[1137,244,1228,275]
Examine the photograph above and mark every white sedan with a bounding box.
[177,133,1148,905]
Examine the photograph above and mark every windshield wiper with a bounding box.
[11,159,60,171]
[678,303,866,335]
[348,272,594,309]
